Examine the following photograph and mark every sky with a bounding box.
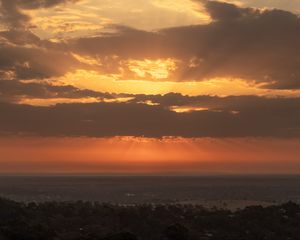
[0,0,300,174]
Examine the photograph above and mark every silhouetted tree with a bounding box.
[1,197,300,240]
[162,223,189,240]
[103,232,138,240]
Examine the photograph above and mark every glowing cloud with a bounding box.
[126,58,177,80]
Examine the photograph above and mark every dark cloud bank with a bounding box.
[1,1,300,138]
[1,78,299,138]
[0,93,300,138]
[0,79,117,102]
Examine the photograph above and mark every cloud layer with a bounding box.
[1,93,300,137]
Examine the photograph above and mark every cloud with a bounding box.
[0,80,122,103]
[0,95,300,137]
[0,29,86,80]
[130,92,300,111]
[0,43,80,79]
[0,0,80,28]
[65,2,300,89]
[202,0,254,21]
[1,1,300,89]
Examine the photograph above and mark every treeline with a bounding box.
[0,198,300,240]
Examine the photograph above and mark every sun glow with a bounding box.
[170,106,209,113]
[19,97,100,106]
[57,70,300,97]
[127,58,178,80]
[1,137,300,174]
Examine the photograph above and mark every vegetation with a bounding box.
[0,198,300,239]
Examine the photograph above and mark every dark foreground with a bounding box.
[0,198,300,240]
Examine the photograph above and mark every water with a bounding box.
[0,175,300,208]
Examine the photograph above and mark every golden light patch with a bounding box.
[103,97,135,103]
[151,0,211,22]
[127,58,177,80]
[72,53,102,66]
[27,0,209,39]
[170,106,209,113]
[137,100,160,106]
[29,7,112,39]
[57,69,300,97]
[0,70,16,80]
[57,69,176,94]
[18,96,135,106]
[19,97,100,106]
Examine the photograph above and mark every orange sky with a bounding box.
[0,137,300,174]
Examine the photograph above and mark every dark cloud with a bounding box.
[0,71,299,138]
[0,0,79,28]
[203,0,256,21]
[0,29,85,80]
[0,29,41,45]
[0,80,124,103]
[70,26,161,60]
[0,43,80,79]
[0,95,300,138]
[130,92,300,111]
